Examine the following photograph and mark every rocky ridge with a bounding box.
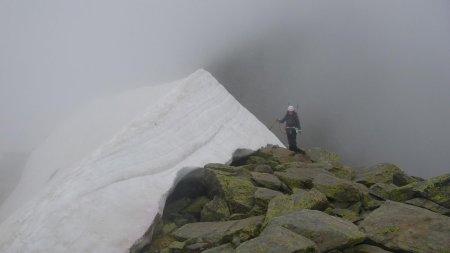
[136,145,450,253]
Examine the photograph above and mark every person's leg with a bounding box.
[287,129,297,151]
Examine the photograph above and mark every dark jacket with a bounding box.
[279,112,301,128]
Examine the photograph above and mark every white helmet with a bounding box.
[287,105,295,112]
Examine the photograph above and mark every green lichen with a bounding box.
[379,226,400,236]
[247,156,279,168]
[264,189,328,225]
[274,171,312,189]
[216,173,256,213]
[314,184,362,203]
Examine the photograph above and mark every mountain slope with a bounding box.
[0,69,282,252]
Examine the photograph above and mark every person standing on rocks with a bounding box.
[277,105,304,154]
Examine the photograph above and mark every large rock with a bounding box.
[201,196,231,221]
[204,168,256,213]
[382,174,450,208]
[328,166,355,180]
[250,172,283,190]
[254,187,283,207]
[344,244,393,253]
[382,183,416,202]
[405,198,450,215]
[305,147,343,168]
[265,188,328,224]
[182,196,210,217]
[235,225,318,253]
[368,183,398,200]
[267,210,366,252]
[359,201,450,252]
[313,173,366,203]
[258,145,310,163]
[326,208,361,223]
[172,216,264,246]
[354,163,415,187]
[413,174,450,209]
[274,167,334,189]
[253,164,273,174]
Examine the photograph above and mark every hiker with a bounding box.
[277,105,304,154]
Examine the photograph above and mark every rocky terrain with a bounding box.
[135,145,450,253]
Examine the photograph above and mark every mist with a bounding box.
[1,0,449,180]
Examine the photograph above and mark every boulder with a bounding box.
[328,166,355,180]
[204,169,256,213]
[326,208,361,223]
[246,155,279,168]
[254,187,283,207]
[343,244,393,253]
[368,183,398,200]
[147,235,176,253]
[354,163,415,187]
[258,145,310,163]
[383,182,417,202]
[359,201,450,253]
[413,174,450,209]
[313,173,366,203]
[405,197,450,215]
[201,196,230,221]
[235,225,318,253]
[182,196,210,217]
[250,172,283,190]
[377,174,450,209]
[274,167,334,189]
[305,147,343,168]
[161,222,178,234]
[253,164,273,174]
[163,197,192,219]
[266,209,366,252]
[265,188,328,224]
[168,240,186,250]
[172,216,264,246]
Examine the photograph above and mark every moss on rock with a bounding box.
[204,169,256,213]
[264,188,328,225]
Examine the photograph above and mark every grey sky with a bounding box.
[1,0,450,178]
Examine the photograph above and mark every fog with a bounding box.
[1,0,449,182]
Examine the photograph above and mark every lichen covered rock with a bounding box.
[275,167,334,189]
[354,163,415,187]
[405,197,450,215]
[313,174,366,203]
[250,172,283,190]
[254,187,283,207]
[201,196,230,222]
[171,216,264,246]
[267,209,366,252]
[359,201,450,253]
[265,188,328,224]
[143,145,450,253]
[204,169,256,213]
[413,174,450,209]
[235,225,317,253]
[305,147,343,168]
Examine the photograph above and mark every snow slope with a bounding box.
[0,70,282,253]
